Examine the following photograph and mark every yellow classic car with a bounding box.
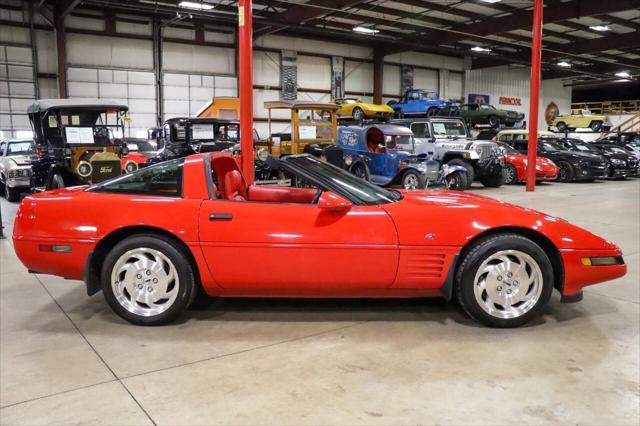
[335,98,394,121]
[550,109,612,132]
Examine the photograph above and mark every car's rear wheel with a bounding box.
[589,121,603,132]
[488,115,500,128]
[352,107,365,121]
[426,108,438,117]
[503,164,518,184]
[455,234,554,328]
[444,170,468,191]
[400,170,426,190]
[557,161,574,182]
[101,234,196,325]
[556,121,567,132]
[447,158,474,188]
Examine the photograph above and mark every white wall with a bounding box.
[464,65,572,130]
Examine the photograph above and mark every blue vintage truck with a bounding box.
[337,124,468,190]
[388,89,460,118]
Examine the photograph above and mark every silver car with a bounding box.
[0,139,34,201]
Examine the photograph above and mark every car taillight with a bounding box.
[36,147,43,157]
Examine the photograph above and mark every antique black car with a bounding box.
[511,138,608,182]
[557,138,638,179]
[27,99,132,190]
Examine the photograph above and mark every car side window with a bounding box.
[0,142,5,156]
[92,158,184,197]
[411,123,429,138]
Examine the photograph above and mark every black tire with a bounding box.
[350,162,370,181]
[444,170,468,191]
[455,233,554,328]
[426,108,438,117]
[4,185,19,202]
[557,161,574,182]
[480,172,505,188]
[589,121,602,132]
[447,158,475,188]
[101,234,197,326]
[400,170,426,190]
[556,121,567,132]
[488,115,500,129]
[394,109,403,118]
[503,164,518,184]
[352,107,365,121]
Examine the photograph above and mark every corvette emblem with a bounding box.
[425,233,436,240]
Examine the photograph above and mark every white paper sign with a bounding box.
[65,127,95,144]
[298,126,317,139]
[192,124,214,140]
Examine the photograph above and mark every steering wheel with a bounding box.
[312,189,323,204]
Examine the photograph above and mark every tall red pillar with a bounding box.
[526,0,543,192]
[238,0,254,184]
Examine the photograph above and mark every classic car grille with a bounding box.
[323,146,345,167]
[478,145,494,161]
[91,160,121,183]
[406,253,445,279]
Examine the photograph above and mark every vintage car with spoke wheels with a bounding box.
[13,153,625,328]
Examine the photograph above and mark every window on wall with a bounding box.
[162,73,237,122]
[0,44,36,138]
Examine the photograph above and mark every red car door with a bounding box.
[198,198,399,290]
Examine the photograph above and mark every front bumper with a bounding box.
[560,248,626,298]
[608,165,636,178]
[574,164,608,180]
[6,177,31,188]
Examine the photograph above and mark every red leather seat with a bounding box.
[224,170,248,201]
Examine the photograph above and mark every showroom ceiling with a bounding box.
[43,0,640,85]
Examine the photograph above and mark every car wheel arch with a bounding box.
[454,226,565,296]
[86,226,203,296]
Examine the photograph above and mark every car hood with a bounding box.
[361,103,393,112]
[560,151,604,162]
[7,155,32,166]
[381,190,616,250]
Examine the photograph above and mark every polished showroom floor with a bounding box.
[1,179,638,425]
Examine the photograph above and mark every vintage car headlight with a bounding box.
[344,155,354,166]
[475,146,483,154]
[76,160,93,177]
[8,169,31,178]
[257,148,268,162]
[124,161,139,173]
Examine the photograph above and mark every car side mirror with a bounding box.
[317,192,352,212]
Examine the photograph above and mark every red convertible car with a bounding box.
[496,142,559,184]
[13,153,625,327]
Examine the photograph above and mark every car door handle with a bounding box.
[209,213,233,221]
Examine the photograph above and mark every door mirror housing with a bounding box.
[317,191,352,212]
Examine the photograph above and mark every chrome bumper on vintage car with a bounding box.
[6,177,31,188]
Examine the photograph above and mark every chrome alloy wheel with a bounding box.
[503,165,516,184]
[473,249,543,319]
[403,174,419,189]
[110,247,179,317]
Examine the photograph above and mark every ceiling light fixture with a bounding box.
[589,25,610,31]
[479,0,502,3]
[353,26,379,34]
[471,46,491,53]
[178,1,214,10]
[615,71,631,78]
[557,61,571,67]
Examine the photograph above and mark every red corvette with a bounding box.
[13,153,625,327]
[497,142,559,184]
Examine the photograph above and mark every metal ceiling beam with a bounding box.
[57,0,81,17]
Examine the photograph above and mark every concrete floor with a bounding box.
[1,180,638,426]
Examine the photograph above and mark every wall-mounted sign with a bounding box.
[499,96,522,106]
[545,102,559,125]
[468,94,490,105]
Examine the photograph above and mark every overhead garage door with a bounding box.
[0,44,35,138]
[67,67,157,138]
[162,72,237,122]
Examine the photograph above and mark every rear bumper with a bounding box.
[560,248,626,298]
[12,236,95,280]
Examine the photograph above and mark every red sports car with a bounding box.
[497,142,559,184]
[13,153,625,327]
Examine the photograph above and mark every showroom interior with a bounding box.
[0,0,639,425]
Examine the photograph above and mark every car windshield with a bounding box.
[431,120,467,137]
[573,142,597,153]
[282,155,398,205]
[7,141,34,155]
[605,146,627,154]
[541,141,563,152]
[91,158,184,197]
[386,135,413,151]
[479,105,495,110]
[344,99,358,104]
[420,90,437,99]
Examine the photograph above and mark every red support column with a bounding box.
[238,0,254,184]
[526,0,543,192]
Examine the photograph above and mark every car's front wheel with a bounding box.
[444,170,468,191]
[455,234,554,328]
[503,164,518,184]
[400,170,426,190]
[589,121,603,132]
[352,107,365,121]
[557,161,574,182]
[447,158,474,188]
[101,234,196,325]
[4,184,19,202]
[556,121,567,132]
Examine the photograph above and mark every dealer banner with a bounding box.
[331,56,345,100]
[280,50,298,100]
